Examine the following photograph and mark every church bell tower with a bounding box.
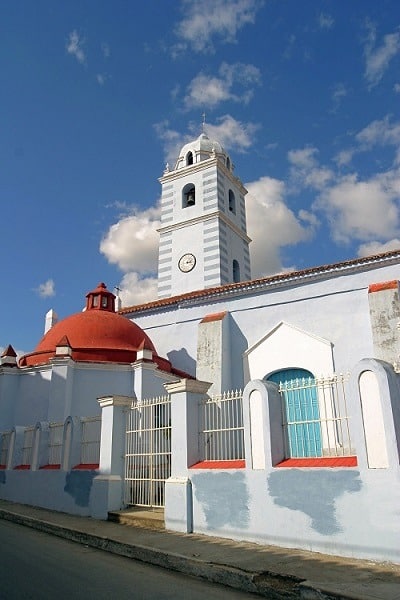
[157,133,251,298]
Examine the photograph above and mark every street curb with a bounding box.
[0,508,352,600]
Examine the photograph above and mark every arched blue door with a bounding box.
[268,368,322,458]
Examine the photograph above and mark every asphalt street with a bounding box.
[0,520,259,600]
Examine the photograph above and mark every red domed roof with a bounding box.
[19,283,165,368]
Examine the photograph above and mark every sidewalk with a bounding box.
[0,500,399,600]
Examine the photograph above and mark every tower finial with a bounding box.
[201,111,206,133]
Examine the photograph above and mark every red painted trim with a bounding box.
[368,280,398,293]
[14,464,30,470]
[72,463,99,470]
[0,465,6,470]
[200,311,227,323]
[276,457,358,468]
[39,464,61,470]
[190,460,245,469]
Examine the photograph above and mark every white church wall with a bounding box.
[13,367,52,427]
[245,322,334,381]
[132,262,397,388]
[187,368,400,563]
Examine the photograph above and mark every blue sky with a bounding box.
[2,0,400,354]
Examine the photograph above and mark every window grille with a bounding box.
[199,390,244,461]
[80,417,101,465]
[278,374,353,458]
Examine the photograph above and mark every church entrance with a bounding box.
[124,395,171,508]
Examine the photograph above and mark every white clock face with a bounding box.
[178,253,196,273]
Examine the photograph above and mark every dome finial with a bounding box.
[202,111,206,134]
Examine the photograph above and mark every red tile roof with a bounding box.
[120,249,400,316]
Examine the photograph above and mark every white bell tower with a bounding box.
[157,133,251,298]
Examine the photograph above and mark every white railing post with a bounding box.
[163,379,211,533]
[90,395,132,519]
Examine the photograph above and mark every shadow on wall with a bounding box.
[167,348,196,377]
[268,470,362,536]
[230,316,248,390]
[64,470,97,507]
[192,471,249,529]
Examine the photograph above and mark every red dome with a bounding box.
[19,283,156,367]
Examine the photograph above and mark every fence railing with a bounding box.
[0,431,11,466]
[199,390,244,462]
[80,417,101,465]
[48,423,64,465]
[278,373,353,458]
[22,427,35,465]
[125,395,171,507]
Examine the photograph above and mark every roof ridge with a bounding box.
[119,249,400,315]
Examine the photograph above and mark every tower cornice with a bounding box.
[157,209,252,243]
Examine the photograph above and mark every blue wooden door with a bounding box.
[268,368,322,458]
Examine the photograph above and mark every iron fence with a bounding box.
[125,395,171,507]
[199,390,244,461]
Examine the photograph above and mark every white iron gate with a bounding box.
[125,395,171,507]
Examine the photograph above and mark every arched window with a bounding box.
[267,368,322,458]
[228,189,236,213]
[233,259,240,283]
[226,156,231,170]
[186,151,194,166]
[182,183,196,208]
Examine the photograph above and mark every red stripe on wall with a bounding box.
[190,460,245,469]
[276,457,358,468]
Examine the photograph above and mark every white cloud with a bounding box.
[357,238,400,257]
[66,30,86,65]
[100,205,161,273]
[334,149,354,168]
[205,115,260,153]
[118,272,158,307]
[96,73,108,85]
[184,62,261,109]
[174,0,262,53]
[100,205,161,307]
[155,115,259,167]
[331,82,347,112]
[35,279,56,298]
[101,42,110,58]
[394,83,400,93]
[318,13,334,30]
[356,115,400,148]
[364,23,400,88]
[314,171,400,244]
[246,176,316,276]
[288,147,333,190]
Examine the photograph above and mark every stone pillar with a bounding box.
[8,426,26,469]
[196,311,230,396]
[90,395,132,519]
[163,379,211,533]
[368,280,400,368]
[31,421,49,471]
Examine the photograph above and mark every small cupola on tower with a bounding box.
[85,282,116,312]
